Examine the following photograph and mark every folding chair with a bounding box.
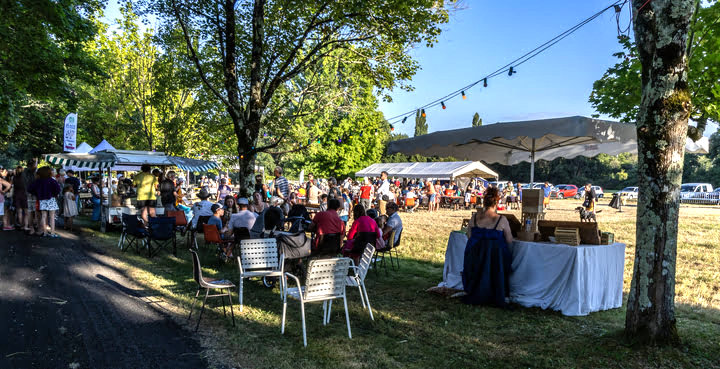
[188,249,235,331]
[237,238,284,312]
[147,216,177,257]
[118,213,147,253]
[187,215,211,249]
[167,210,188,243]
[373,229,402,276]
[203,224,234,263]
[281,257,353,347]
[346,243,375,320]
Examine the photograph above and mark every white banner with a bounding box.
[63,113,77,152]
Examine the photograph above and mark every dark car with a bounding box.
[551,184,578,199]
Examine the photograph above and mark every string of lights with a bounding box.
[384,0,627,127]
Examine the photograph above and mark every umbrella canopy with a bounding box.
[387,116,708,182]
[355,161,498,180]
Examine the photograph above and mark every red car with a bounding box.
[551,184,578,199]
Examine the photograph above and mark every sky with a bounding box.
[102,0,717,137]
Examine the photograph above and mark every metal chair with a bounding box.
[188,249,235,331]
[147,216,177,257]
[373,229,402,275]
[281,257,353,347]
[346,243,375,320]
[118,213,147,253]
[237,238,284,312]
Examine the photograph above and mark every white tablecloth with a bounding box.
[440,234,625,316]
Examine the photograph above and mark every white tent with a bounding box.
[74,142,93,153]
[90,139,116,153]
[355,161,498,180]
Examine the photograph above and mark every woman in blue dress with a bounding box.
[463,186,514,307]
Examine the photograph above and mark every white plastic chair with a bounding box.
[281,257,352,347]
[237,238,284,312]
[346,243,375,321]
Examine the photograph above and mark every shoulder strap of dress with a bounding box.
[494,216,503,230]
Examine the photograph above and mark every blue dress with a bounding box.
[462,216,512,308]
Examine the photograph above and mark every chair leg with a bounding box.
[195,289,210,332]
[322,301,328,326]
[361,281,374,321]
[281,298,287,334]
[220,291,227,317]
[188,288,200,320]
[343,295,352,339]
[394,249,401,270]
[357,284,366,309]
[300,301,307,347]
[228,288,235,327]
[239,278,244,312]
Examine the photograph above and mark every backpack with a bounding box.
[276,232,311,260]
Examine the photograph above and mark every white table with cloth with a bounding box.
[439,233,625,316]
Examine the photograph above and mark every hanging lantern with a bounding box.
[441,101,446,109]
[462,91,467,99]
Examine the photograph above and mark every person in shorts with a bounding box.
[134,164,159,224]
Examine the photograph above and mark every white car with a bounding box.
[575,185,605,199]
[618,186,639,200]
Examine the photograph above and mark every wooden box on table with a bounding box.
[537,220,601,245]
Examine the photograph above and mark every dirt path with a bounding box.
[0,228,211,369]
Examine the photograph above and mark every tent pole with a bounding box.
[530,138,536,183]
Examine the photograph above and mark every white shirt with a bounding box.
[227,210,258,231]
[191,200,214,227]
[378,179,392,200]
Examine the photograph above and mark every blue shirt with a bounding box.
[208,215,223,232]
[542,184,552,197]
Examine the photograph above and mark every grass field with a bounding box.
[77,198,720,368]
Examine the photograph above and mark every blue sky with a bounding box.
[102,1,717,137]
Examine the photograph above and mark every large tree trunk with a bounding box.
[625,0,695,345]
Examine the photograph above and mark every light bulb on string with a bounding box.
[402,116,407,123]
[390,125,395,131]
[483,78,487,88]
[421,109,426,117]
[462,91,466,99]
[441,101,446,110]
[508,66,516,76]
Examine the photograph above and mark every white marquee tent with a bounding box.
[355,161,498,180]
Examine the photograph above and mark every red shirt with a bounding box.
[312,210,345,247]
[360,185,372,199]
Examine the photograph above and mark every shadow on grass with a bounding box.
[71,216,720,369]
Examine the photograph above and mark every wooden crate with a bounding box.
[538,220,601,245]
[601,232,615,245]
[555,227,580,246]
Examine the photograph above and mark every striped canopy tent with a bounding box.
[45,152,117,169]
[106,150,219,172]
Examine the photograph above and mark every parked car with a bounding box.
[550,184,578,199]
[618,186,639,200]
[680,183,717,204]
[574,185,604,199]
[488,181,507,191]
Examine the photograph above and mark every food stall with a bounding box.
[45,150,219,232]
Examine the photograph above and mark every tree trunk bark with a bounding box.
[625,0,695,345]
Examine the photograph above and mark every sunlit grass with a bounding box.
[75,198,720,368]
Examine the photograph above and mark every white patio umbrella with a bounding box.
[387,116,708,183]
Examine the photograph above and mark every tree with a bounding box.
[414,109,428,136]
[589,1,720,140]
[0,0,103,135]
[625,0,695,344]
[472,112,482,127]
[147,0,452,189]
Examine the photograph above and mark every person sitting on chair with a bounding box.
[309,198,345,257]
[226,197,257,241]
[382,202,403,247]
[208,203,230,239]
[342,204,384,263]
[190,189,214,229]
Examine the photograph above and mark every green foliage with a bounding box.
[472,112,482,127]
[414,109,428,136]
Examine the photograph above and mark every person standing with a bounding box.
[377,171,391,215]
[582,183,597,214]
[159,171,177,212]
[133,164,159,224]
[65,170,82,210]
[425,180,436,212]
[272,166,289,215]
[89,176,102,222]
[359,178,373,211]
[13,166,28,231]
[0,167,12,230]
[22,159,38,232]
[28,166,61,237]
[541,181,552,210]
[62,184,78,231]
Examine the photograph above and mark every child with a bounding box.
[63,184,78,231]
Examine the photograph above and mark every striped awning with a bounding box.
[45,152,117,169]
[169,156,219,172]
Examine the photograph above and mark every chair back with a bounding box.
[352,231,376,254]
[149,216,175,240]
[356,243,375,282]
[233,227,251,243]
[203,224,223,244]
[315,232,342,255]
[167,210,187,226]
[238,238,279,272]
[385,230,397,250]
[122,213,144,236]
[189,249,204,285]
[304,257,351,300]
[195,215,211,233]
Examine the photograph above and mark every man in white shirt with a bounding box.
[191,189,214,228]
[227,198,258,232]
[377,171,391,215]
